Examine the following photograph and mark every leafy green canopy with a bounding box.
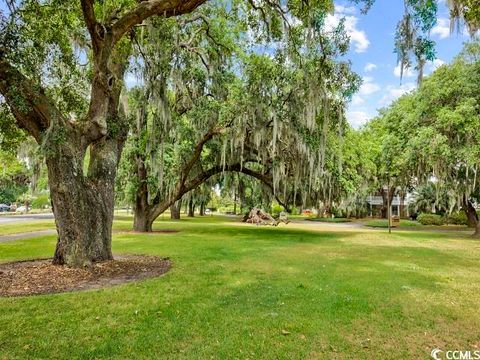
[116,1,362,211]
[0,150,29,204]
[394,0,479,84]
[369,39,480,211]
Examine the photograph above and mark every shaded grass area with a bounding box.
[0,216,479,359]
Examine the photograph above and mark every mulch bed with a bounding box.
[0,255,172,297]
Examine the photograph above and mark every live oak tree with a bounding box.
[394,0,480,84]
[1,0,475,267]
[375,39,480,235]
[360,110,414,219]
[3,0,363,264]
[117,7,278,231]
[0,0,209,266]
[117,0,364,231]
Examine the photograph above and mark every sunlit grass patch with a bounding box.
[0,216,478,359]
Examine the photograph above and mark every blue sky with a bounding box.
[333,1,471,128]
[1,0,469,129]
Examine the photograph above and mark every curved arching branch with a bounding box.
[111,0,208,46]
[147,161,289,222]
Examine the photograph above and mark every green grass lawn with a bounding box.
[363,219,469,231]
[363,219,423,228]
[1,216,479,359]
[305,217,352,223]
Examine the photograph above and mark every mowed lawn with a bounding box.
[1,216,479,359]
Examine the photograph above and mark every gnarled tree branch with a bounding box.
[0,59,64,142]
[111,0,208,46]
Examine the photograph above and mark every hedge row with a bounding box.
[417,212,470,226]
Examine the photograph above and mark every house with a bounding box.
[366,190,414,218]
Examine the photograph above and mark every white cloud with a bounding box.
[346,110,373,128]
[430,58,445,71]
[423,58,446,76]
[431,18,450,39]
[351,94,364,106]
[334,4,356,15]
[358,76,380,95]
[364,63,377,72]
[393,63,416,78]
[325,12,369,53]
[379,82,416,106]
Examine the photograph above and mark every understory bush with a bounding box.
[271,204,284,217]
[447,211,468,225]
[417,213,445,226]
[31,193,50,209]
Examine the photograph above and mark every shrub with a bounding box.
[271,204,284,217]
[417,213,445,226]
[332,207,345,218]
[31,193,50,209]
[447,211,468,225]
[290,207,299,215]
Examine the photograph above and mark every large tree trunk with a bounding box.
[462,198,478,228]
[171,200,182,220]
[199,201,206,216]
[188,197,195,217]
[50,49,127,266]
[133,200,155,232]
[132,132,155,232]
[133,211,154,232]
[49,137,122,267]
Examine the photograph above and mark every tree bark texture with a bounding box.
[171,201,182,220]
[49,137,123,266]
[462,197,479,228]
[188,197,195,217]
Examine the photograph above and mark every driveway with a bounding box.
[0,230,57,243]
[0,213,54,224]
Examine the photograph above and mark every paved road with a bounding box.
[0,229,57,243]
[0,213,54,224]
[0,213,56,242]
